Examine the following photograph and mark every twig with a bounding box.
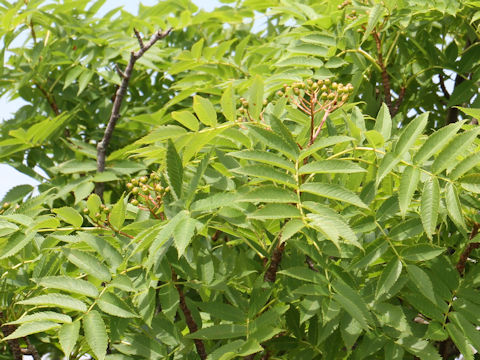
[309,110,330,146]
[456,223,480,275]
[34,82,60,116]
[29,20,37,44]
[133,28,145,49]
[264,242,285,282]
[171,269,207,360]
[90,215,134,239]
[446,38,476,124]
[392,86,406,117]
[115,64,126,79]
[372,30,392,112]
[438,73,450,99]
[24,336,41,360]
[95,28,172,198]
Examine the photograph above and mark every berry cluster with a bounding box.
[337,1,358,20]
[0,202,10,215]
[277,79,353,117]
[127,172,167,219]
[83,203,110,222]
[237,97,268,123]
[337,0,351,9]
[277,79,354,145]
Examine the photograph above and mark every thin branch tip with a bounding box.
[115,64,126,79]
[133,28,144,49]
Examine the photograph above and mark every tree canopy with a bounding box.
[1,0,480,359]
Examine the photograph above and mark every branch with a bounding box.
[0,323,22,360]
[438,73,450,100]
[133,28,144,49]
[95,28,172,198]
[34,81,60,116]
[391,86,406,117]
[372,30,392,112]
[264,242,285,282]
[24,336,41,360]
[446,38,476,124]
[309,110,330,146]
[456,223,480,275]
[171,269,207,360]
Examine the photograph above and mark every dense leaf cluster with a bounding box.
[1,0,480,359]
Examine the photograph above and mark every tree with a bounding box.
[1,0,480,359]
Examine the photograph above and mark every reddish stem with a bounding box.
[372,31,392,111]
[264,242,285,282]
[456,223,480,275]
[171,269,207,359]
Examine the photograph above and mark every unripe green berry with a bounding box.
[126,182,133,189]
[155,184,163,192]
[277,90,284,97]
[321,85,328,91]
[2,202,10,209]
[331,82,338,90]
[132,187,139,194]
[95,212,101,219]
[342,94,349,101]
[307,79,313,86]
[83,208,89,214]
[131,178,138,185]
[140,176,148,184]
[142,185,149,193]
[321,92,328,100]
[328,93,335,100]
[324,79,331,86]
[131,199,139,206]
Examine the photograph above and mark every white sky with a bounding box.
[0,0,220,201]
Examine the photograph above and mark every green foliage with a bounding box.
[1,0,480,359]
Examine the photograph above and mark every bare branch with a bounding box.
[95,28,172,198]
[133,28,144,49]
[115,64,127,79]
